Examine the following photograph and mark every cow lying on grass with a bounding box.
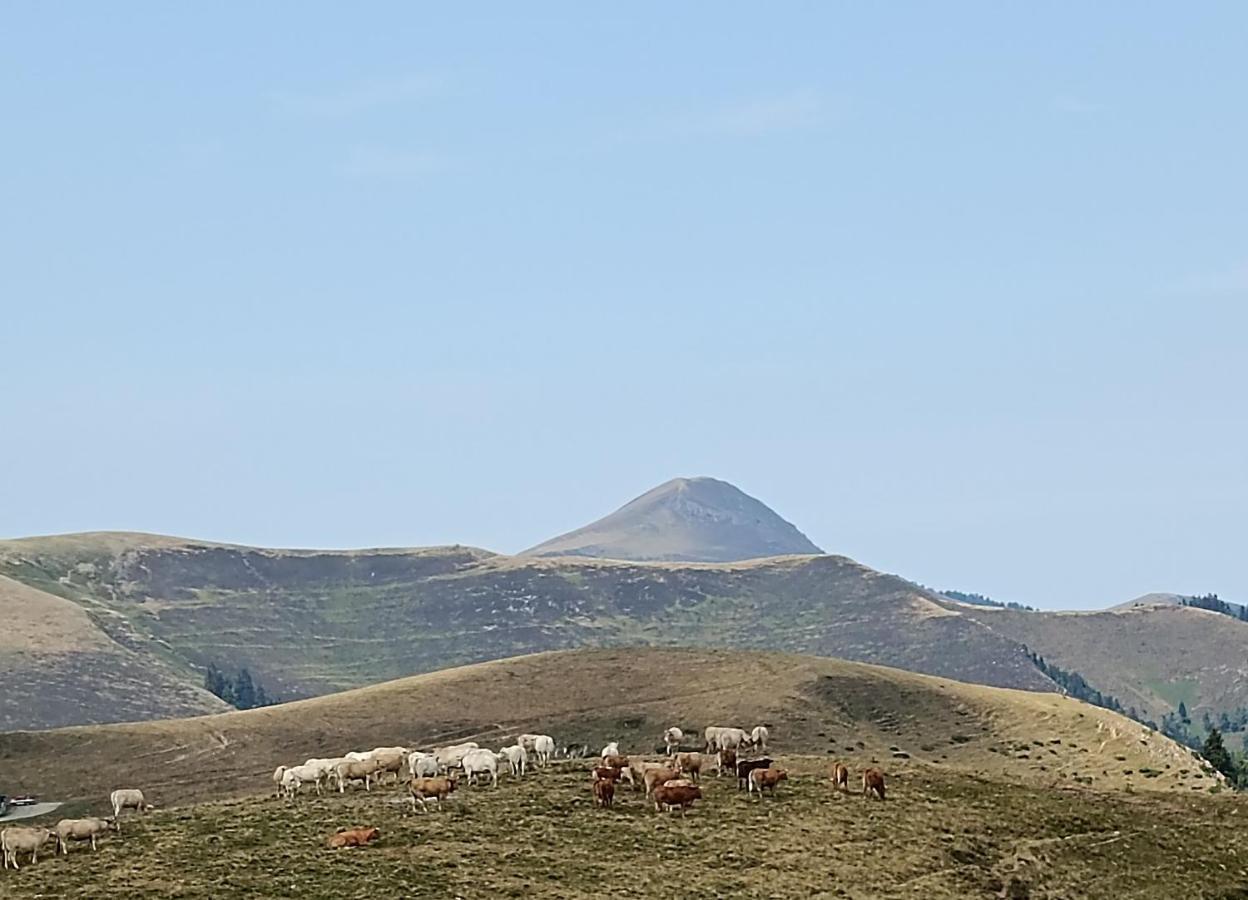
[327,826,380,849]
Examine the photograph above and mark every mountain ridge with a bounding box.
[2,478,1245,735]
[0,530,1057,729]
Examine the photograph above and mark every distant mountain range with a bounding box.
[1,476,1244,733]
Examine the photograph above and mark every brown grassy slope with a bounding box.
[0,648,1213,809]
[2,760,1245,900]
[0,575,227,729]
[963,603,1248,721]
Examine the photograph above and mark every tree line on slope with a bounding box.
[202,663,277,710]
[937,588,1037,612]
[1026,651,1139,720]
[1179,593,1248,621]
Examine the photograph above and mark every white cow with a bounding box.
[433,742,480,771]
[109,789,154,833]
[533,735,555,767]
[519,734,555,767]
[406,751,438,779]
[663,727,684,757]
[601,741,621,758]
[750,725,770,752]
[461,748,500,787]
[703,726,750,754]
[499,744,527,777]
[282,763,333,799]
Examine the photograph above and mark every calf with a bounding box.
[603,754,630,770]
[327,826,380,849]
[735,756,773,790]
[592,777,615,808]
[862,768,886,800]
[830,762,849,791]
[748,767,788,799]
[717,747,737,777]
[652,783,702,816]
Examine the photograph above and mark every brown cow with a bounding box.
[748,767,788,799]
[592,766,622,783]
[643,766,679,796]
[717,747,737,777]
[673,752,702,782]
[327,826,380,849]
[623,760,665,792]
[652,783,702,816]
[592,777,615,808]
[408,775,457,813]
[862,768,885,800]
[603,754,630,770]
[830,762,849,791]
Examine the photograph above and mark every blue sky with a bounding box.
[3,3,1245,609]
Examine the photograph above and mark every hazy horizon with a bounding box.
[4,4,1245,610]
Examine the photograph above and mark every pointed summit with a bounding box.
[522,476,823,563]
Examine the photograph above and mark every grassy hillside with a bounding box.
[1,759,1244,900]
[0,648,1217,809]
[0,534,1053,730]
[0,648,1241,899]
[963,604,1248,722]
[4,532,1246,736]
[0,574,227,730]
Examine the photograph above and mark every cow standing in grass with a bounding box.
[862,768,886,800]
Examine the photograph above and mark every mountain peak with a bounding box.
[521,476,823,563]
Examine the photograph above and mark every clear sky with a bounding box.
[3,4,1245,610]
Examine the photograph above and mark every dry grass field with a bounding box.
[0,648,1219,809]
[1,650,1244,898]
[1,756,1246,899]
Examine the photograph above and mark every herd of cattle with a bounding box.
[1,789,154,871]
[0,723,887,869]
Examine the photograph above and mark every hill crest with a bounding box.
[0,647,1211,807]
